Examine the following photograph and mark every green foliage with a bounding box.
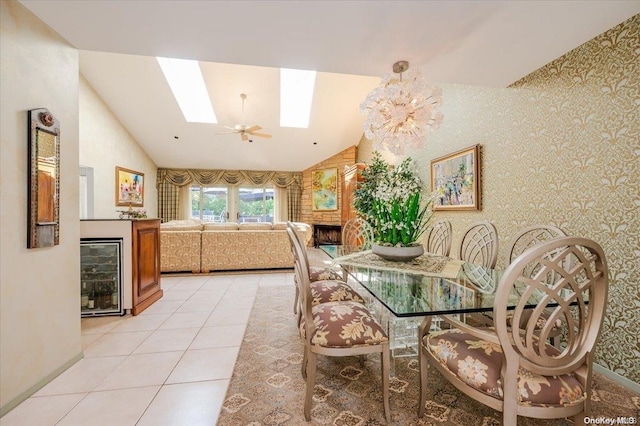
[354,152,433,246]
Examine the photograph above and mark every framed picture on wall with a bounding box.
[431,144,481,211]
[115,166,144,207]
[311,168,338,211]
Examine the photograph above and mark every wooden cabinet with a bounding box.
[341,163,366,225]
[80,219,162,316]
[131,219,163,315]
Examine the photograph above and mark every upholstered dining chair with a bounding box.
[341,217,374,250]
[419,236,609,425]
[503,225,568,345]
[287,226,391,423]
[458,221,498,268]
[505,224,566,265]
[425,219,452,257]
[286,222,365,323]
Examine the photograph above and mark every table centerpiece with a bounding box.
[354,152,433,261]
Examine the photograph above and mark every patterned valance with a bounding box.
[157,168,302,188]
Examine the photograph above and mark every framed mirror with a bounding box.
[28,108,60,248]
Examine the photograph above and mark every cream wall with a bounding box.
[0,0,82,414]
[79,76,158,219]
[358,15,639,384]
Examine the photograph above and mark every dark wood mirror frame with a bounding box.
[28,108,60,248]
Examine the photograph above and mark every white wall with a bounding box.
[0,0,82,413]
[79,76,158,218]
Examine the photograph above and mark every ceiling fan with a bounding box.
[215,93,272,142]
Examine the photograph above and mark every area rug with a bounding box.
[217,285,639,425]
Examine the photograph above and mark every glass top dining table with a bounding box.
[319,245,518,319]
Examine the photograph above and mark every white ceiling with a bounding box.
[19,1,640,171]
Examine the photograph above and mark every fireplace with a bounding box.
[313,224,342,247]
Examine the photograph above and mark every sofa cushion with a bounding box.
[203,222,239,230]
[238,222,273,230]
[272,222,288,230]
[161,219,203,231]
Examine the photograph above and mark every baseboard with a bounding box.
[594,363,640,394]
[0,351,84,418]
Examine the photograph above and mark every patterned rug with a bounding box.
[217,285,639,425]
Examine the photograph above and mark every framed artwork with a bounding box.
[115,166,144,207]
[431,144,481,211]
[311,168,338,211]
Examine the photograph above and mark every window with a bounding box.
[238,187,274,223]
[190,186,227,222]
[189,185,277,223]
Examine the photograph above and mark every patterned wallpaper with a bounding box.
[358,15,639,383]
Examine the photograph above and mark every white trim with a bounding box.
[593,363,640,394]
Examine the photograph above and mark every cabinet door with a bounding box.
[131,219,162,315]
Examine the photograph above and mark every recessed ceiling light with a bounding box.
[157,57,217,124]
[280,68,316,128]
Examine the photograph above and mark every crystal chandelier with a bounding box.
[360,61,443,155]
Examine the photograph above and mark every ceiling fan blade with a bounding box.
[221,125,237,131]
[245,125,262,132]
[212,131,239,135]
[241,133,249,142]
[250,132,272,139]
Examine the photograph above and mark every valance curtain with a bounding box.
[156,168,303,222]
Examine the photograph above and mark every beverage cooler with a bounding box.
[80,238,124,316]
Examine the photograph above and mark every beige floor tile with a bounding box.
[138,299,183,315]
[204,308,251,327]
[175,298,219,313]
[136,380,229,426]
[166,347,239,384]
[215,298,256,311]
[168,280,205,291]
[81,333,102,349]
[161,289,196,301]
[158,311,210,330]
[82,331,151,357]
[0,393,86,426]
[93,351,183,391]
[108,313,170,333]
[56,386,159,426]
[34,356,125,396]
[81,316,125,335]
[132,327,199,354]
[189,324,246,349]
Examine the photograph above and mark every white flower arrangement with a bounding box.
[354,152,433,247]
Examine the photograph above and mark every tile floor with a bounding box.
[1,271,295,426]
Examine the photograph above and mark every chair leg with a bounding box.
[418,343,427,418]
[301,349,308,379]
[293,285,299,315]
[573,412,586,426]
[381,345,390,424]
[304,352,317,421]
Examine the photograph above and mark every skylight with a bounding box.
[156,57,217,124]
[280,68,316,128]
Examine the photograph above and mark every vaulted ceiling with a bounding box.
[19,1,640,171]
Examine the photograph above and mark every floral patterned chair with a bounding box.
[425,219,452,257]
[286,222,364,321]
[418,236,609,425]
[287,225,391,423]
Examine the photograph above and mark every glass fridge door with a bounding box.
[81,238,124,316]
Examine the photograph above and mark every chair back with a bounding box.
[425,219,452,256]
[505,224,566,265]
[458,221,498,268]
[286,225,314,340]
[493,237,608,376]
[341,217,374,250]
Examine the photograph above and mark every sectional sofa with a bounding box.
[160,219,312,273]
